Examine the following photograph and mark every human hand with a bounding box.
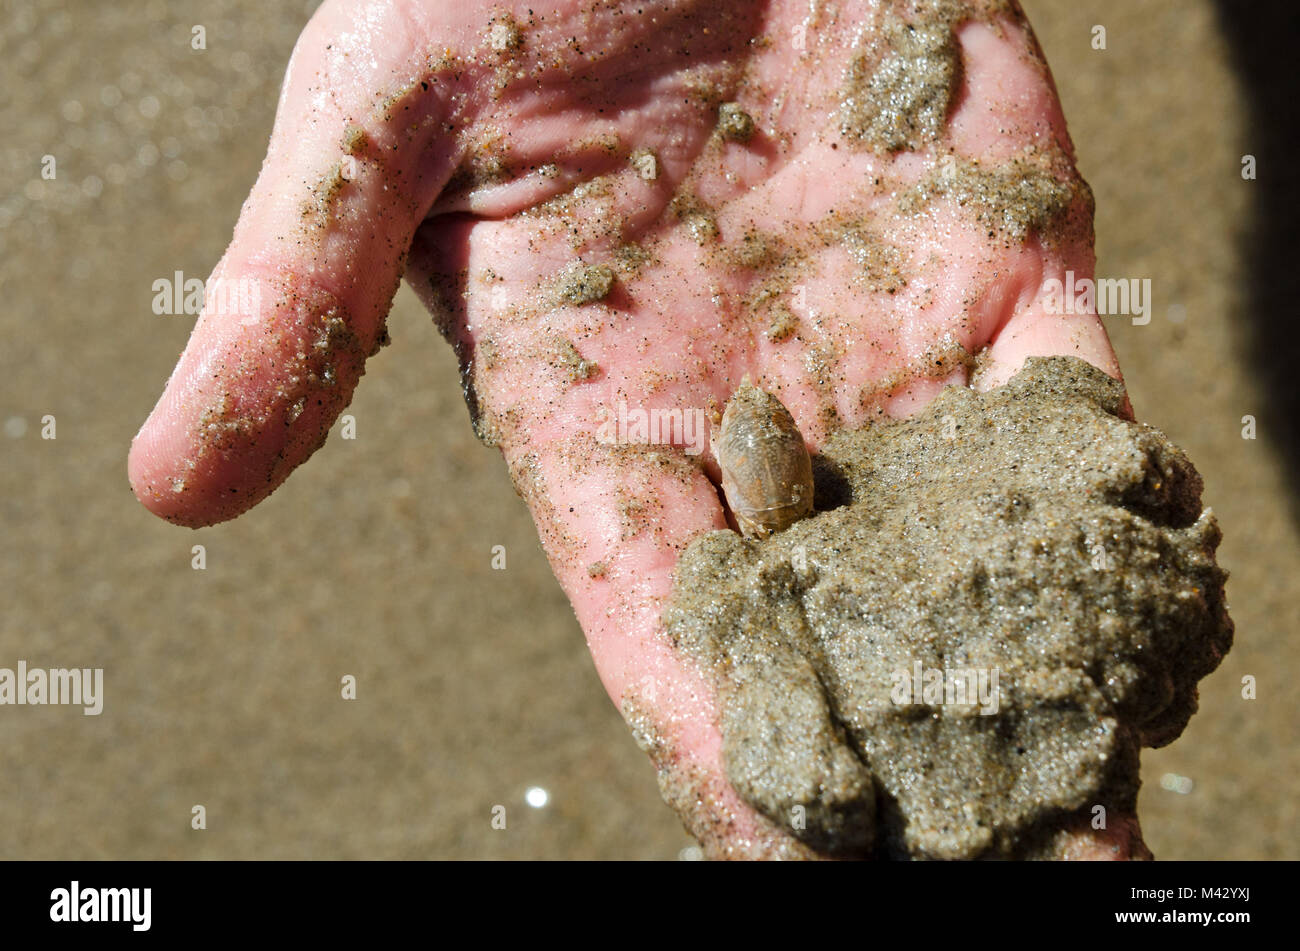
[129,0,1144,858]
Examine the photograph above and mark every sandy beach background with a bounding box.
[0,0,1294,859]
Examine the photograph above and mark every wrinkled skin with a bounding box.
[128,0,1146,858]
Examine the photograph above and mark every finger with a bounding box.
[129,1,472,526]
[945,9,1126,394]
[977,272,1126,390]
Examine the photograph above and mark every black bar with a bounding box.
[0,860,1276,937]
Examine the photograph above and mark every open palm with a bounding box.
[129,0,1138,858]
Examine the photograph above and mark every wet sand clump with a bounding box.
[552,336,600,384]
[840,11,961,152]
[899,155,1084,246]
[838,0,1018,153]
[664,357,1232,859]
[717,102,756,143]
[554,260,615,305]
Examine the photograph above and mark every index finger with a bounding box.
[128,1,474,526]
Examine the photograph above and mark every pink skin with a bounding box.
[129,0,1146,858]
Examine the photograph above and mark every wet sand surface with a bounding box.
[0,0,1295,858]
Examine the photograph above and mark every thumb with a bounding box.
[129,3,467,526]
[490,424,827,859]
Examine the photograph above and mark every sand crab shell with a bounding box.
[713,379,815,539]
